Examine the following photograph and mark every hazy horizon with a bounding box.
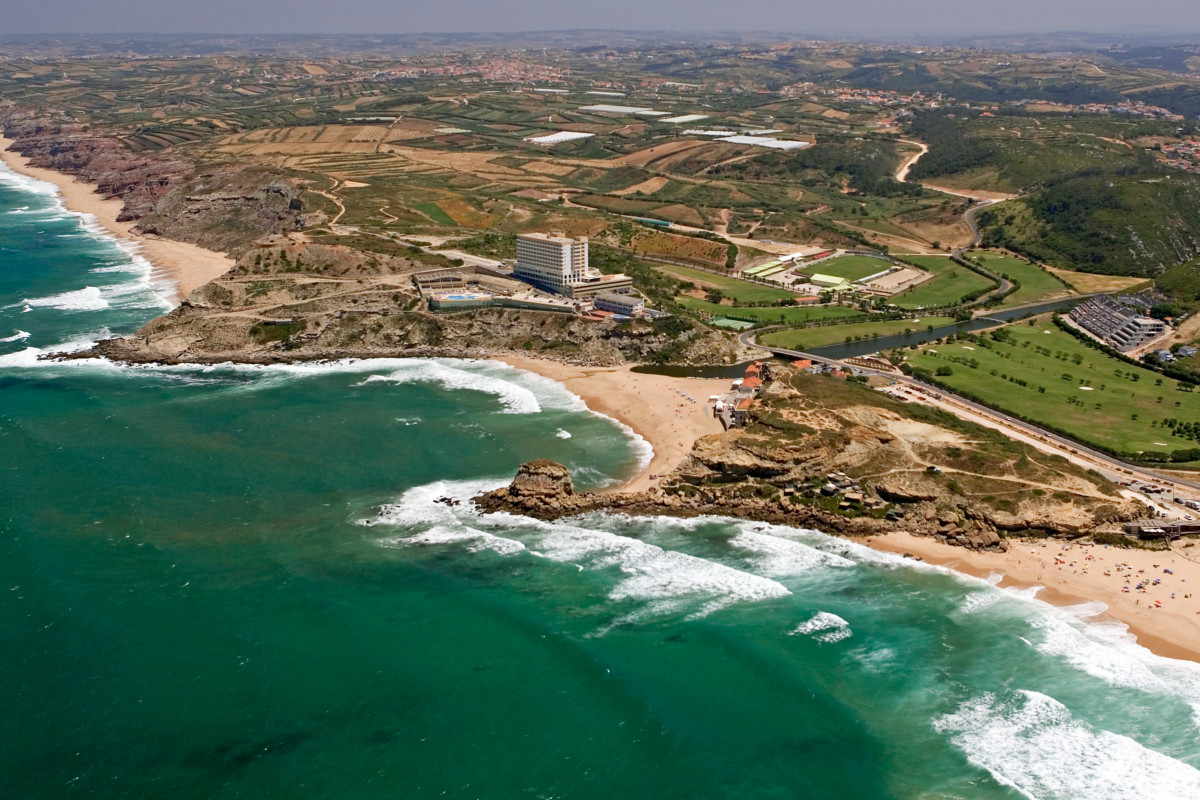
[4,1,1200,39]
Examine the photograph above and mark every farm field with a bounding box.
[967,251,1074,306]
[761,316,957,351]
[805,254,893,281]
[908,322,1200,455]
[676,297,861,325]
[1043,266,1151,294]
[891,256,996,309]
[657,264,796,303]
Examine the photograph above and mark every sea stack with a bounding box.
[475,459,575,518]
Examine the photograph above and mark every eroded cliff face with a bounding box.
[476,370,1144,549]
[2,115,308,257]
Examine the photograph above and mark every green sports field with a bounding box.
[908,322,1200,455]
[676,297,861,325]
[891,256,996,309]
[806,254,893,282]
[761,316,958,351]
[658,264,796,304]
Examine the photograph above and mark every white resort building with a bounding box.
[513,233,632,298]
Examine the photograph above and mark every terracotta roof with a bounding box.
[742,376,763,389]
[736,398,754,409]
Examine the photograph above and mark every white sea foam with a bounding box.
[22,286,109,312]
[363,486,791,627]
[0,330,31,343]
[791,611,852,643]
[1032,613,1169,694]
[359,477,509,529]
[935,690,1200,799]
[556,428,572,439]
[0,346,43,368]
[356,361,546,414]
[958,590,1002,614]
[89,263,145,274]
[730,526,855,577]
[522,521,792,624]
[381,523,526,556]
[849,645,896,672]
[0,161,60,198]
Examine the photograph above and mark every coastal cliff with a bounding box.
[477,368,1143,548]
[2,116,311,257]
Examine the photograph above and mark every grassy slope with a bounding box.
[969,252,1073,306]
[978,173,1200,277]
[909,323,1200,453]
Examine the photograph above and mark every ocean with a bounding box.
[2,160,1200,799]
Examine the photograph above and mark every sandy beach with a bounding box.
[501,355,1200,663]
[870,530,1200,663]
[497,355,730,493]
[0,135,234,304]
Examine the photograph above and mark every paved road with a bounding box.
[738,330,1200,495]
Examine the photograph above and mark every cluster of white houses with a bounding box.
[1067,295,1165,352]
[424,233,646,318]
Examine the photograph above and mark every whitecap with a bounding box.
[356,361,544,414]
[22,286,109,312]
[0,161,61,198]
[0,346,43,368]
[520,520,791,624]
[358,477,510,529]
[958,590,1001,614]
[935,690,1200,799]
[791,611,852,643]
[380,523,526,556]
[1030,613,1172,695]
[0,330,31,343]
[89,263,145,274]
[729,526,856,577]
[556,428,572,439]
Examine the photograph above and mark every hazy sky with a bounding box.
[4,0,1199,37]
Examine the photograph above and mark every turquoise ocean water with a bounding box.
[3,161,1200,799]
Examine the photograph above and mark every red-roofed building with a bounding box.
[792,359,812,370]
[731,396,755,426]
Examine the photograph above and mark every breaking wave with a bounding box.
[791,611,853,643]
[935,690,1200,800]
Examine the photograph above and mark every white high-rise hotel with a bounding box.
[513,233,588,292]
[512,233,632,298]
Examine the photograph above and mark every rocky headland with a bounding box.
[476,368,1144,549]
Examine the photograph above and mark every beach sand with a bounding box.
[870,530,1200,663]
[502,355,1200,663]
[0,136,234,304]
[497,356,729,494]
